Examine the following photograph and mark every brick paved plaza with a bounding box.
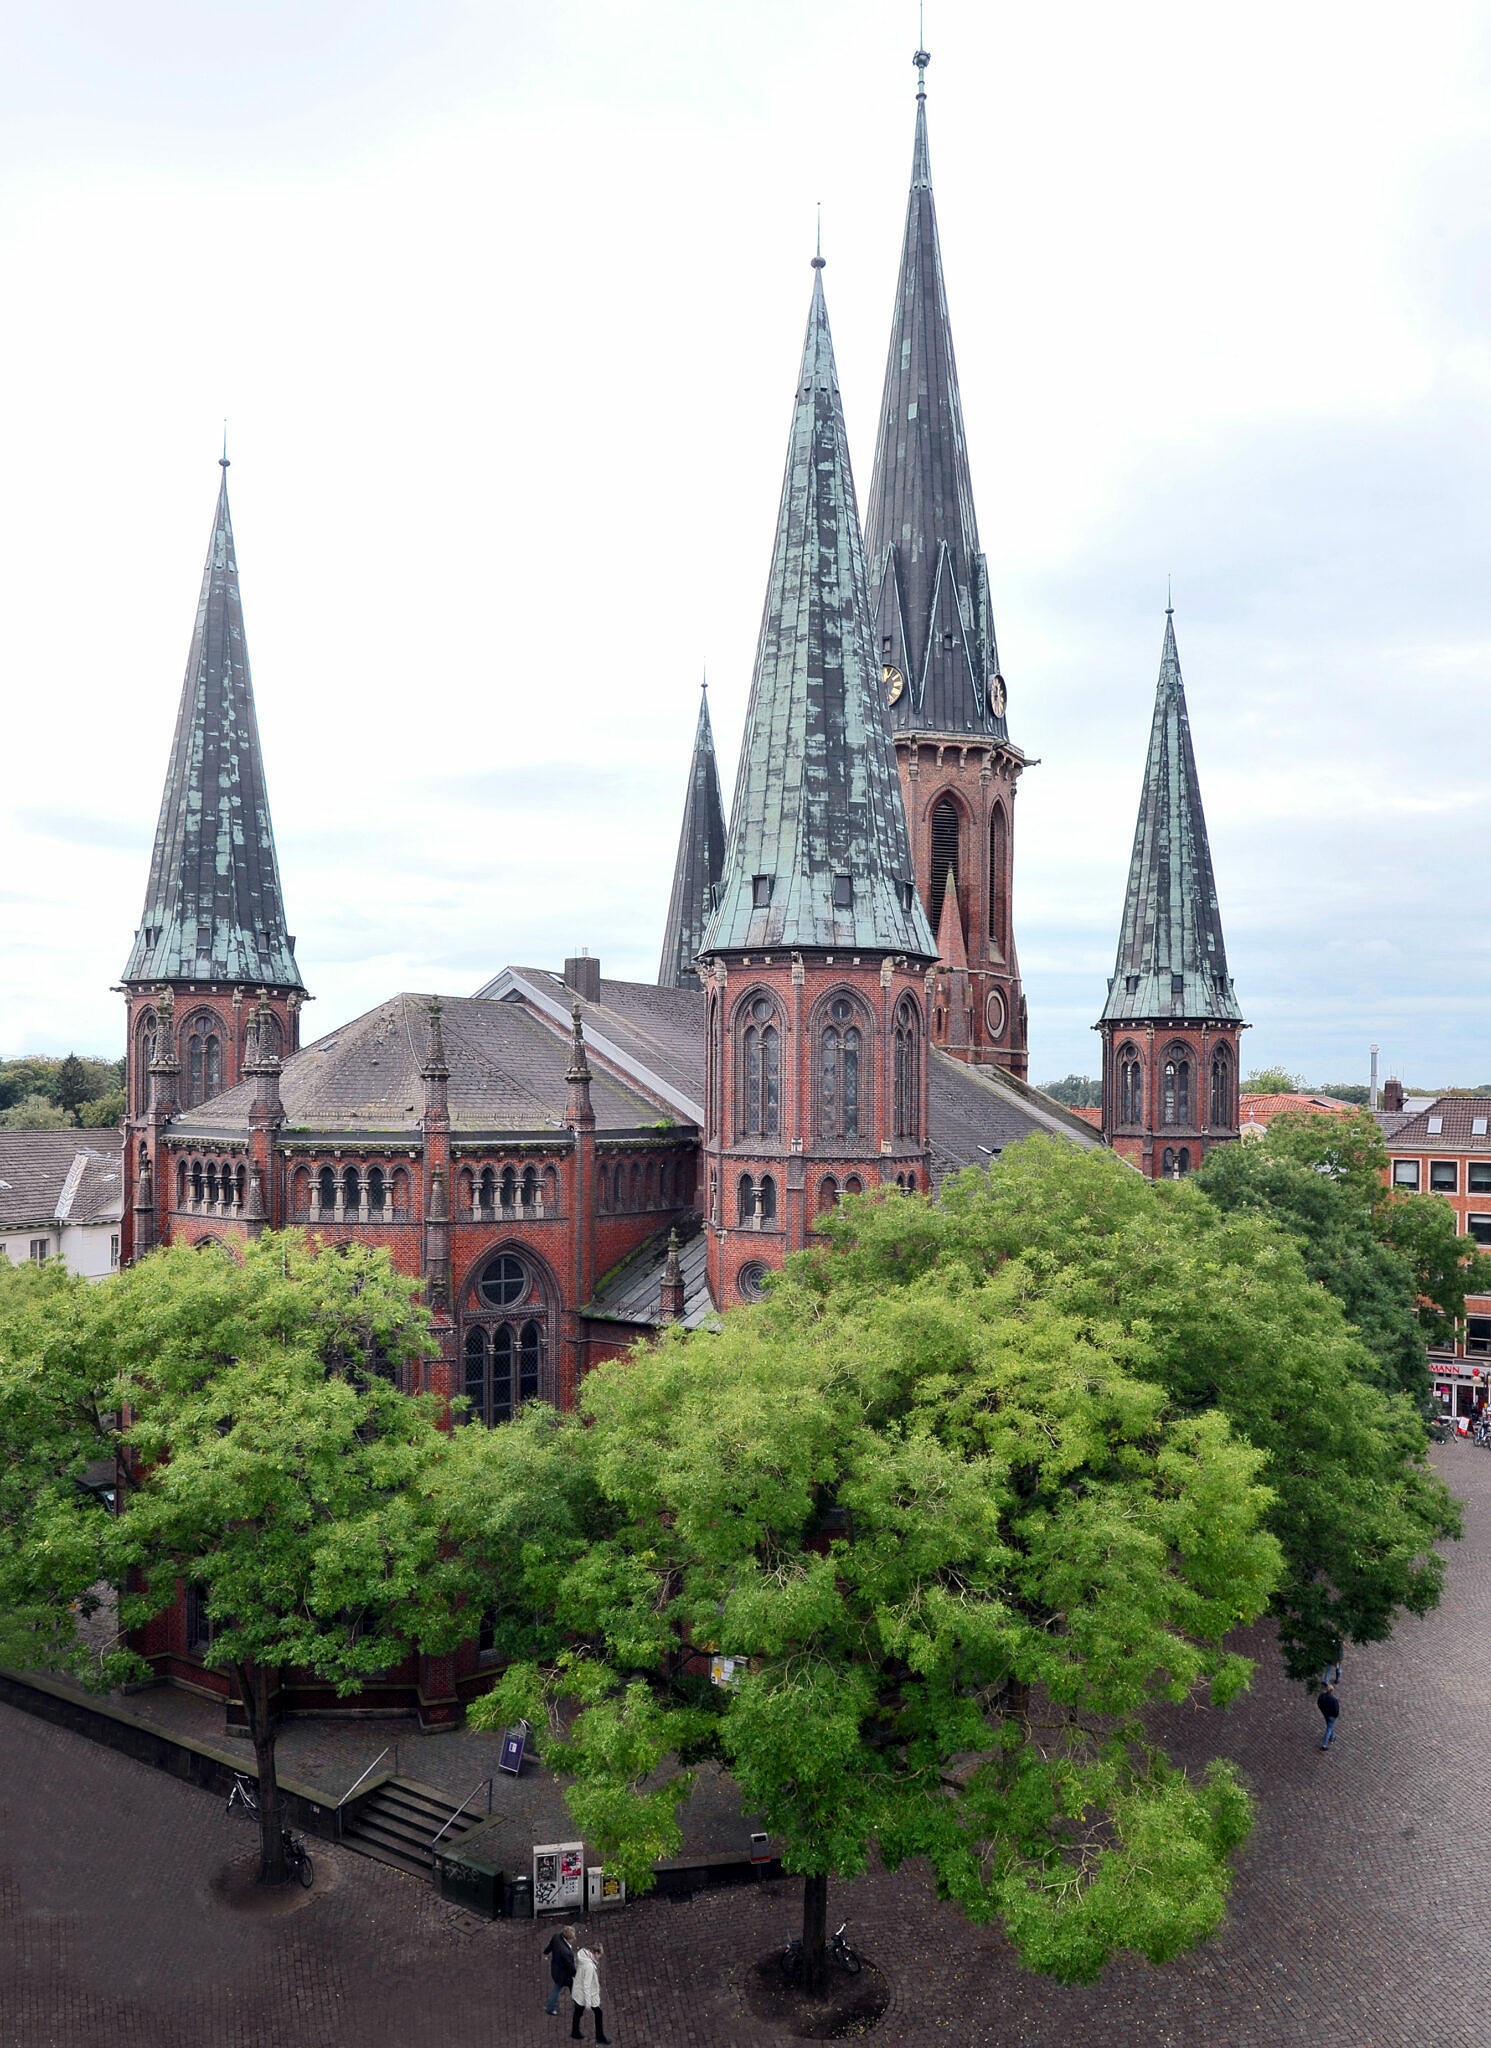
[2,1440,1486,2048]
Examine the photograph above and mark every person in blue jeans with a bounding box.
[1318,1679,1341,1749]
[544,1926,577,2016]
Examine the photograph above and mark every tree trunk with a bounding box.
[237,1659,287,1885]
[801,1871,829,1996]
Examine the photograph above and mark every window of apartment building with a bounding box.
[1392,1160,1420,1188]
[1467,1215,1491,1248]
[1430,1161,1458,1192]
[1470,1163,1491,1194]
[1467,1317,1491,1356]
[110,1233,120,1270]
[28,1239,48,1263]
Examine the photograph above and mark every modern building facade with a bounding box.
[1098,608,1245,1175]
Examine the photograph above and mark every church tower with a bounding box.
[658,683,727,991]
[698,255,937,1310]
[1097,608,1244,1176]
[120,458,306,1262]
[863,47,1029,1077]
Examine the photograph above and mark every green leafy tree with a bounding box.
[0,1257,127,1680]
[75,1089,126,1129]
[919,1138,1458,1681]
[1200,1111,1491,1397]
[101,1234,467,1884]
[1037,1074,1102,1108]
[1315,1083,1370,1105]
[461,1163,1284,1990]
[54,1055,89,1116]
[0,1094,74,1130]
[1242,1065,1305,1094]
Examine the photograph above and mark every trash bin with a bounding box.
[436,1832,509,1919]
[505,1872,534,1919]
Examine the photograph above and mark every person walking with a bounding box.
[543,1924,577,2017]
[569,1941,610,2044]
[1317,1678,1341,1750]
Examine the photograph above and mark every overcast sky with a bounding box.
[3,0,1489,1090]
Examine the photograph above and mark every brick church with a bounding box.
[116,52,1239,1717]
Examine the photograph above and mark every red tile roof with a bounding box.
[1065,1105,1103,1128]
[1239,1093,1359,1127]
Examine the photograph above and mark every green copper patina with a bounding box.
[122,462,302,992]
[701,264,934,963]
[658,683,727,990]
[1101,610,1242,1026]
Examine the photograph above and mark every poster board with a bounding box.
[533,1841,585,1913]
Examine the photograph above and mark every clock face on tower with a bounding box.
[990,673,1007,719]
[883,663,905,706]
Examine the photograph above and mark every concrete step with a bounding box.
[341,1777,486,1878]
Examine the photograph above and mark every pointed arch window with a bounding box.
[741,996,780,1137]
[1118,1043,1143,1126]
[133,1013,157,1116]
[1210,1044,1233,1127]
[819,998,864,1141]
[930,798,961,930]
[318,1165,337,1211]
[183,1014,224,1108]
[1162,1055,1191,1127]
[989,804,1008,951]
[462,1253,549,1425]
[894,996,920,1140]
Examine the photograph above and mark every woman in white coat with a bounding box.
[568,1942,610,2044]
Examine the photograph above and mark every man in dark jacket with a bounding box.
[544,1925,577,2016]
[1318,1679,1341,1750]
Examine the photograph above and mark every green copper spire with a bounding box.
[122,461,302,991]
[701,261,934,961]
[658,681,727,990]
[1100,609,1242,1026]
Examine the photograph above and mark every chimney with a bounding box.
[564,950,601,1004]
[1383,1076,1404,1113]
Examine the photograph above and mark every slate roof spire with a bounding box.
[122,460,303,991]
[657,680,727,989]
[863,46,1009,742]
[701,258,934,961]
[1099,609,1243,1026]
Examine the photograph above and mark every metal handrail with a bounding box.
[335,1745,395,1811]
[430,1777,493,1848]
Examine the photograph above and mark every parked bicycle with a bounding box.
[779,1920,863,1983]
[226,1773,260,1820]
[282,1828,315,1889]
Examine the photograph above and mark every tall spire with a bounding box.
[1099,611,1242,1026]
[657,681,727,989]
[701,260,934,961]
[863,46,1007,742]
[122,462,302,990]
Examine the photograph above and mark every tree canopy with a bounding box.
[461,1143,1300,1985]
[1200,1110,1491,1403]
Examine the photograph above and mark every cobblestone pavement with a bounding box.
[3,1441,1487,2048]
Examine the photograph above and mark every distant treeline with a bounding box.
[0,1054,126,1130]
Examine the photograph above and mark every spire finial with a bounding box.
[1166,574,1173,616]
[811,203,825,270]
[914,6,930,98]
[220,421,229,472]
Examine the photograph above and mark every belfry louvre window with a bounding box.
[819,999,862,1141]
[741,998,780,1137]
[930,799,960,930]
[988,806,1008,949]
